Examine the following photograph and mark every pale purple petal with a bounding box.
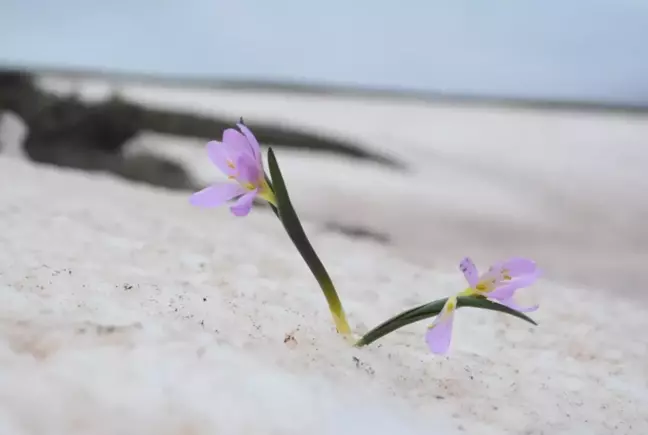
[488,270,540,300]
[237,123,262,164]
[234,153,262,185]
[486,260,505,274]
[459,257,479,287]
[190,183,245,208]
[479,265,503,286]
[486,283,518,301]
[510,270,540,287]
[501,258,537,278]
[223,128,254,158]
[425,311,455,355]
[206,140,238,178]
[230,190,258,216]
[497,297,539,313]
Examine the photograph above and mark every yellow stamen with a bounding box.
[227,159,236,169]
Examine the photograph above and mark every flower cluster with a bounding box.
[190,120,541,354]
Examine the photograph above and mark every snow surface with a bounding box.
[1,77,647,434]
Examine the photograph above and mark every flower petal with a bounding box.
[497,297,539,313]
[459,257,479,287]
[190,183,245,208]
[486,284,517,301]
[237,123,262,164]
[425,297,457,355]
[488,270,540,300]
[230,190,258,216]
[501,258,537,278]
[206,140,238,178]
[223,128,254,156]
[234,153,262,185]
[425,312,455,355]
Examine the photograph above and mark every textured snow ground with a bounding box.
[37,75,648,295]
[1,77,647,434]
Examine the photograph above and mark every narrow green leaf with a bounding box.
[355,296,537,347]
[457,297,538,325]
[354,298,448,347]
[267,148,350,333]
[267,148,326,281]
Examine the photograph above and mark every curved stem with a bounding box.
[266,152,351,335]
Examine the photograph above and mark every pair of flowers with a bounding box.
[190,122,540,354]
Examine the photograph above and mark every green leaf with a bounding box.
[354,298,448,347]
[267,148,350,334]
[355,295,537,347]
[267,148,326,282]
[457,296,538,325]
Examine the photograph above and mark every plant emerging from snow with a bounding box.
[425,257,539,354]
[355,257,539,352]
[190,119,351,335]
[190,120,540,352]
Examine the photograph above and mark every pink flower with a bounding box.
[425,257,540,355]
[190,123,276,216]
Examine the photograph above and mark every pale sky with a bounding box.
[2,0,648,104]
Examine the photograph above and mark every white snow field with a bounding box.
[0,75,647,434]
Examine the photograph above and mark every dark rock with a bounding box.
[0,68,406,191]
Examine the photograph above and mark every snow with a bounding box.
[1,77,647,434]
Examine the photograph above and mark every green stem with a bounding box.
[265,152,351,335]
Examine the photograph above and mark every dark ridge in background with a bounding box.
[6,61,648,116]
[0,65,405,169]
[0,67,405,192]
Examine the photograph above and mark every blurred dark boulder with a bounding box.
[0,69,404,191]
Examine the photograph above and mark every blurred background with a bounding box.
[1,0,647,297]
[3,0,648,103]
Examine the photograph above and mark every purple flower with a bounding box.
[425,257,539,355]
[459,257,540,312]
[190,123,276,216]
